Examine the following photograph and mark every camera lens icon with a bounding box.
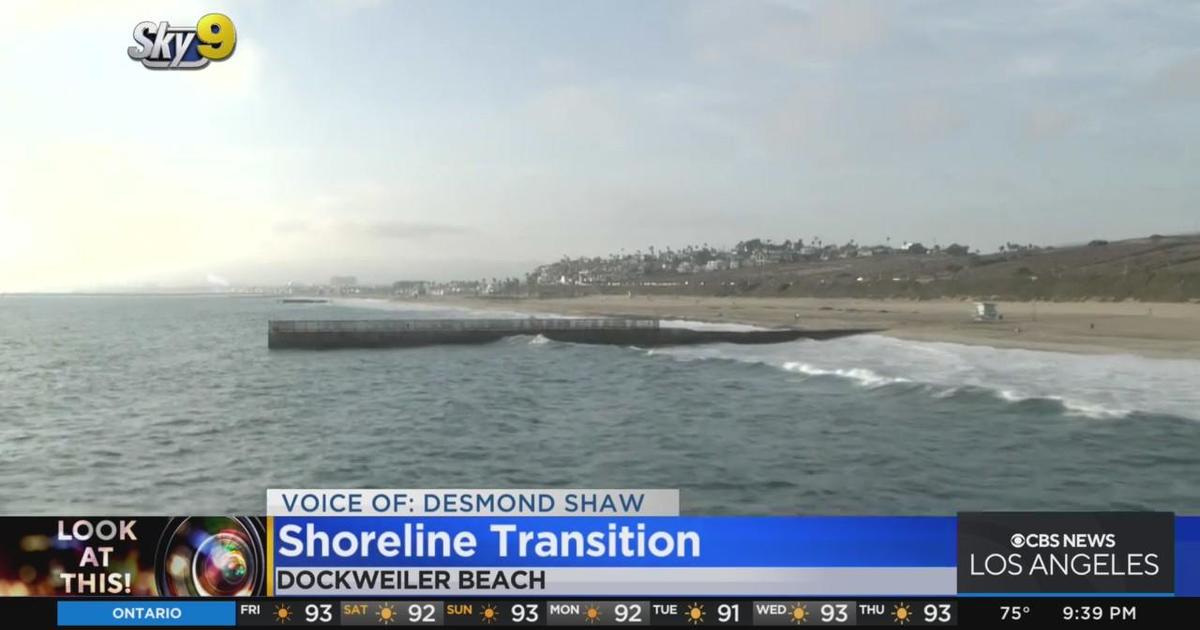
[156,517,264,597]
[193,531,253,596]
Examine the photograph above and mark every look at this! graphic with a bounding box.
[0,517,264,596]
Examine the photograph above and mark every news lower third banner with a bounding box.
[0,489,1197,599]
[268,516,957,596]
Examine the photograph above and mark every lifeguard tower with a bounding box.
[973,302,1001,321]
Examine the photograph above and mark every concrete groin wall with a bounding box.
[267,318,873,349]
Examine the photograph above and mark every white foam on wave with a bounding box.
[326,301,1200,420]
[1048,397,1132,419]
[652,334,1200,421]
[781,361,912,388]
[658,318,768,332]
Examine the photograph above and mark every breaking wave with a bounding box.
[651,334,1200,421]
[780,362,912,388]
[332,299,1198,421]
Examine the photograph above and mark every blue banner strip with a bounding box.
[273,516,956,568]
[1176,516,1200,596]
[58,601,235,627]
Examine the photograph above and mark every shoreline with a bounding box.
[408,295,1200,360]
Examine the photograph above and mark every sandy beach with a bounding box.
[421,295,1200,359]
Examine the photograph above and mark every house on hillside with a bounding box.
[752,250,784,266]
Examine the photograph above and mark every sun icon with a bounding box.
[377,603,397,625]
[583,604,602,624]
[686,602,705,625]
[273,603,292,624]
[790,603,808,624]
[892,603,912,625]
[480,604,498,624]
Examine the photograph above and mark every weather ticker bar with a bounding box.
[236,598,948,626]
[5,596,1197,628]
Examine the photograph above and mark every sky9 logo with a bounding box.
[128,13,236,69]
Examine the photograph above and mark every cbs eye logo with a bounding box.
[128,13,236,69]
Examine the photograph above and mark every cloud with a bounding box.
[1008,54,1061,79]
[342,220,474,240]
[312,0,388,17]
[525,84,625,143]
[189,40,266,103]
[273,219,473,240]
[762,85,841,152]
[1024,107,1077,141]
[687,0,887,67]
[271,219,310,235]
[1151,54,1200,100]
[0,140,279,291]
[902,97,964,143]
[814,0,887,56]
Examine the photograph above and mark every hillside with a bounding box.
[537,234,1200,302]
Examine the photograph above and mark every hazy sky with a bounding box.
[2,0,1199,290]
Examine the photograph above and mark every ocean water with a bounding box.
[1,295,1198,515]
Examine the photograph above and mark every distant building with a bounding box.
[330,275,357,287]
[392,280,428,297]
[751,250,783,266]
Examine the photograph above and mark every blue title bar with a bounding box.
[273,516,957,568]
